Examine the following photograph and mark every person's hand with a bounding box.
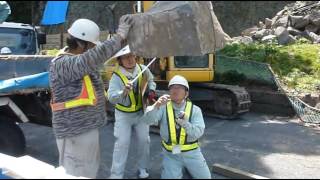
[154,94,170,108]
[117,14,134,40]
[178,111,185,119]
[175,111,189,127]
[122,82,133,96]
[175,118,187,127]
[148,90,157,103]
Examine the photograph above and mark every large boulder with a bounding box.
[241,26,259,37]
[232,36,253,44]
[272,16,289,28]
[275,27,295,45]
[258,21,265,29]
[309,11,320,26]
[274,26,289,37]
[287,26,303,36]
[265,18,272,29]
[289,15,310,29]
[305,24,319,33]
[253,29,266,39]
[261,35,277,43]
[253,29,272,40]
[307,32,320,43]
[127,1,230,58]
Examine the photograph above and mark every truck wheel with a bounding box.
[0,120,26,156]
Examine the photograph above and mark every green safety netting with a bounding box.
[215,54,320,124]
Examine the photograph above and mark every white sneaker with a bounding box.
[138,169,149,179]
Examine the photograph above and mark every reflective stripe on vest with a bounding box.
[162,100,199,152]
[51,75,97,111]
[114,65,143,112]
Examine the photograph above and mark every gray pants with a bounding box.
[56,129,100,178]
[161,148,211,179]
[110,112,150,179]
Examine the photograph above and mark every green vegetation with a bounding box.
[217,39,320,92]
[45,49,59,56]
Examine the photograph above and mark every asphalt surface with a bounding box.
[19,113,320,179]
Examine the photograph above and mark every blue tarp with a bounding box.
[0,168,12,179]
[41,1,69,25]
[0,72,49,94]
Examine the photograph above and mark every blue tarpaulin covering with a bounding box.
[0,72,49,94]
[0,168,11,179]
[41,1,69,25]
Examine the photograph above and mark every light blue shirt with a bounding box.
[142,100,205,143]
[107,64,156,120]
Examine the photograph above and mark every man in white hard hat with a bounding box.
[0,47,12,55]
[107,45,156,179]
[49,15,133,178]
[142,75,211,179]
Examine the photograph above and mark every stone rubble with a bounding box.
[233,1,320,45]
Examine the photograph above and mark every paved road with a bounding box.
[19,113,320,179]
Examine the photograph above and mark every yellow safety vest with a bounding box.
[51,75,97,112]
[113,65,143,112]
[162,100,199,152]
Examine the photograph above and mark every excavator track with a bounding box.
[192,83,251,119]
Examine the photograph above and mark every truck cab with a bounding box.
[0,22,46,55]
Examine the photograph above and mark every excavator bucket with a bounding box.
[127,1,231,58]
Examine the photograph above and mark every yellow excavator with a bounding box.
[103,1,251,119]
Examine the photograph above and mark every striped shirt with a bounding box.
[49,35,122,139]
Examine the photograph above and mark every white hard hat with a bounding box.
[0,47,12,54]
[67,19,100,44]
[112,45,131,59]
[105,45,131,64]
[168,75,189,90]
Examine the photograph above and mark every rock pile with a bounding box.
[233,1,320,45]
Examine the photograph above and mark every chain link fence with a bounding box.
[215,54,320,124]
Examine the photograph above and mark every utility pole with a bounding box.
[60,24,64,49]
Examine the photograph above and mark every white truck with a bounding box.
[0,21,50,156]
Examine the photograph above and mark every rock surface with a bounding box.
[234,1,320,45]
